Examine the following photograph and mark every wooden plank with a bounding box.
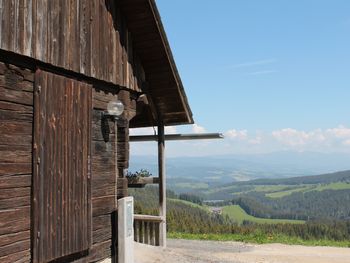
[34,0,48,61]
[0,195,30,210]
[134,220,139,242]
[72,0,80,72]
[2,0,14,50]
[92,183,114,198]
[87,240,111,262]
[0,101,32,112]
[0,206,30,222]
[0,87,33,106]
[0,162,32,178]
[149,222,155,245]
[158,120,166,247]
[1,66,34,84]
[0,135,31,146]
[57,0,66,68]
[134,215,163,223]
[0,175,31,188]
[0,109,32,122]
[23,0,33,56]
[92,214,110,231]
[15,0,23,54]
[47,0,59,66]
[0,206,30,235]
[0,145,31,163]
[0,249,30,263]
[33,70,92,262]
[92,225,111,244]
[0,239,30,258]
[0,217,30,237]
[92,196,115,216]
[79,0,87,75]
[0,0,3,46]
[0,187,30,199]
[31,69,41,263]
[0,230,30,248]
[144,222,149,244]
[92,88,118,110]
[99,0,106,80]
[90,0,99,78]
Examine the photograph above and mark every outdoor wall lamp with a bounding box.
[102,99,125,120]
[101,99,124,142]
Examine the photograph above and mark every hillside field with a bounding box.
[222,205,305,225]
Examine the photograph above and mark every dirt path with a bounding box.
[134,239,350,263]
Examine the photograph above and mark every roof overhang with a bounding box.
[130,133,224,142]
[119,0,194,128]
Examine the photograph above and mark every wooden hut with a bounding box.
[0,0,193,262]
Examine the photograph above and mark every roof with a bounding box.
[120,0,194,127]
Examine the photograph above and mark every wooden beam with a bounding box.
[130,133,224,142]
[157,120,166,248]
[134,214,163,223]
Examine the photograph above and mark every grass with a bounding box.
[265,182,350,198]
[174,182,209,189]
[168,198,210,212]
[222,205,305,225]
[254,185,293,192]
[168,232,350,247]
[312,182,350,191]
[266,185,313,198]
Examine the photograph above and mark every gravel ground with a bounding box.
[134,239,350,263]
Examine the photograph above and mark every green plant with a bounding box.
[126,169,152,183]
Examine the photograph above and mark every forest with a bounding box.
[129,186,350,245]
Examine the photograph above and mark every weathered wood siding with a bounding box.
[0,0,145,92]
[90,87,119,262]
[0,62,33,263]
[33,71,92,262]
[0,59,135,262]
[87,86,135,262]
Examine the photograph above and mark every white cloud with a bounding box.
[131,125,350,157]
[192,124,206,134]
[272,128,327,147]
[232,59,276,68]
[248,136,262,145]
[248,70,278,76]
[326,126,350,139]
[225,129,248,140]
[129,127,155,136]
[165,126,177,134]
[130,126,177,136]
[343,139,350,146]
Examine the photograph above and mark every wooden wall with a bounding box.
[0,62,33,262]
[32,71,92,263]
[0,59,136,262]
[87,86,134,262]
[0,0,146,92]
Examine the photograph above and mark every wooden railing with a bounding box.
[134,214,164,246]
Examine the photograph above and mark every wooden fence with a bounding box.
[133,214,164,246]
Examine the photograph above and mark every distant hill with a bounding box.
[199,170,350,201]
[197,170,350,221]
[130,152,350,193]
[235,170,350,186]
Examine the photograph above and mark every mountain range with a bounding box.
[129,151,350,188]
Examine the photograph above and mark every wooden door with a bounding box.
[33,70,92,262]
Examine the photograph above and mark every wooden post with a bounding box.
[158,120,166,247]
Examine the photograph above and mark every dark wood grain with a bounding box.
[0,63,33,263]
[33,70,92,262]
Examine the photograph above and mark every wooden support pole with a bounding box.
[158,120,166,247]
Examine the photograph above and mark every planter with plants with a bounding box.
[126,169,159,188]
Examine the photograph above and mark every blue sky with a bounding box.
[131,0,350,156]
